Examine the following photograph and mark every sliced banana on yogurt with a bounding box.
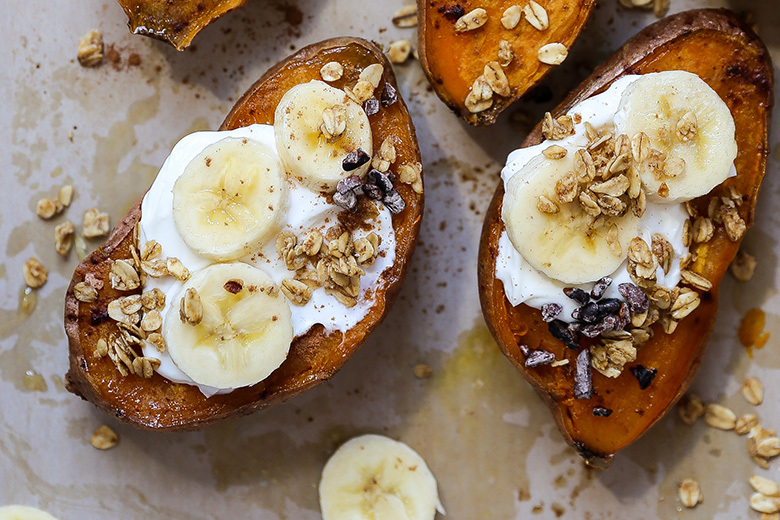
[274,80,373,192]
[172,136,288,261]
[0,506,58,520]
[319,434,445,520]
[615,70,737,202]
[163,262,293,389]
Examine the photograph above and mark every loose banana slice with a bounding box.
[172,137,288,261]
[0,506,58,520]
[274,80,373,193]
[615,71,737,202]
[319,434,444,520]
[502,151,640,284]
[163,262,293,389]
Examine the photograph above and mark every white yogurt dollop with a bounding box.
[139,124,396,396]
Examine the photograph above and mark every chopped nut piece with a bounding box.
[678,478,702,508]
[55,220,75,256]
[89,425,118,450]
[751,494,780,514]
[537,43,568,65]
[741,377,764,406]
[523,1,549,30]
[387,39,412,64]
[704,403,737,430]
[497,39,514,67]
[736,414,759,435]
[465,76,493,113]
[414,364,433,379]
[677,394,706,425]
[398,162,423,194]
[74,281,98,302]
[281,278,313,306]
[501,5,522,29]
[58,185,74,207]
[483,61,510,97]
[23,257,47,288]
[320,61,344,82]
[82,208,109,238]
[110,259,140,291]
[78,29,104,67]
[180,288,203,325]
[392,5,418,28]
[36,198,63,219]
[730,250,757,282]
[454,8,488,32]
[166,257,190,281]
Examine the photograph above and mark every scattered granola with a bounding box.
[58,185,74,207]
[704,403,737,430]
[23,258,47,288]
[731,250,757,282]
[392,5,418,28]
[110,259,141,291]
[678,478,702,508]
[497,39,514,67]
[36,198,64,219]
[78,29,104,67]
[82,208,109,238]
[750,476,780,498]
[89,425,119,450]
[387,40,412,64]
[74,282,98,303]
[180,288,203,325]
[54,220,75,256]
[742,377,764,406]
[414,364,434,379]
[736,414,759,435]
[677,394,706,425]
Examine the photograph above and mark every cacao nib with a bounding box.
[363,98,380,116]
[381,82,398,107]
[90,305,109,325]
[618,282,650,314]
[548,319,581,349]
[631,365,657,390]
[593,406,612,417]
[574,349,593,399]
[439,3,465,21]
[342,149,370,171]
[367,168,394,194]
[572,302,600,323]
[580,314,620,338]
[336,175,363,194]
[362,182,383,200]
[519,344,530,357]
[596,298,621,317]
[590,277,612,300]
[383,189,406,214]
[541,303,562,322]
[223,279,243,294]
[333,190,358,212]
[525,350,555,368]
[564,287,590,305]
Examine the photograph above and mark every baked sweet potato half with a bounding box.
[478,9,772,466]
[417,0,596,125]
[64,37,424,430]
[117,0,249,50]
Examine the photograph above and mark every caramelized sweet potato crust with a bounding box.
[64,38,423,430]
[478,9,772,466]
[418,0,596,125]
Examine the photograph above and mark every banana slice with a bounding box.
[172,137,288,261]
[502,150,640,284]
[274,80,373,192]
[163,262,293,389]
[0,506,58,520]
[319,434,444,520]
[615,71,737,202]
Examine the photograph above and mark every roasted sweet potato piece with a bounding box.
[64,37,424,430]
[116,0,249,50]
[478,9,772,466]
[418,0,596,125]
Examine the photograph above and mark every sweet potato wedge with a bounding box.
[116,0,249,50]
[417,0,596,125]
[64,37,424,430]
[478,9,772,466]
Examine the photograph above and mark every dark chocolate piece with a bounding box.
[572,302,600,323]
[367,169,394,194]
[541,303,562,322]
[564,287,590,305]
[333,190,358,212]
[342,149,370,171]
[618,282,650,314]
[631,365,657,390]
[525,350,556,368]
[593,406,612,417]
[362,182,383,200]
[336,175,363,194]
[383,189,406,214]
[380,82,398,107]
[574,349,593,399]
[590,277,613,300]
[548,319,581,349]
[363,98,380,116]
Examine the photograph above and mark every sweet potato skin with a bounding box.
[64,38,424,431]
[478,9,772,466]
[418,0,596,126]
[117,0,249,50]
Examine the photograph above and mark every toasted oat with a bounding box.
[677,394,706,425]
[387,40,412,64]
[132,356,160,378]
[523,1,549,30]
[89,425,118,450]
[591,175,630,198]
[757,437,780,458]
[392,5,418,27]
[74,281,98,302]
[537,43,568,65]
[414,364,434,379]
[140,240,162,262]
[320,61,344,82]
[501,5,522,29]
[57,184,74,207]
[720,204,746,241]
[23,257,47,288]
[484,61,510,97]
[573,149,596,182]
[359,63,384,89]
[497,39,514,67]
[147,332,166,353]
[704,403,737,430]
[606,224,622,256]
[730,251,757,282]
[542,113,574,141]
[36,198,63,219]
[140,258,167,278]
[107,295,142,325]
[82,208,109,238]
[578,191,601,217]
[751,494,780,514]
[670,288,701,320]
[455,8,488,32]
[750,476,780,497]
[297,230,323,257]
[537,195,559,214]
[95,337,109,358]
[180,288,203,325]
[680,269,712,291]
[736,414,759,435]
[281,278,313,306]
[166,257,190,281]
[678,478,702,508]
[465,76,493,113]
[140,309,162,332]
[543,145,567,160]
[351,80,375,103]
[692,216,714,243]
[321,104,347,140]
[630,132,650,163]
[110,259,140,291]
[353,237,376,265]
[651,234,672,274]
[54,220,75,256]
[741,377,764,406]
[653,0,670,17]
[676,111,698,142]
[590,339,636,378]
[398,162,423,194]
[78,29,104,67]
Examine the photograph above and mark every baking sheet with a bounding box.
[2,0,779,518]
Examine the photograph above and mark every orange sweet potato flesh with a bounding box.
[478,9,772,466]
[117,0,249,50]
[418,0,596,125]
[64,38,424,430]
